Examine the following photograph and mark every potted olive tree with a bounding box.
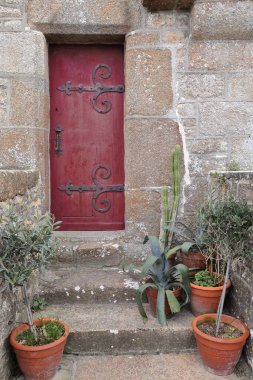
[191,196,253,375]
[0,205,69,380]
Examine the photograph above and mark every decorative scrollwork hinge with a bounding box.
[57,64,124,114]
[58,165,124,213]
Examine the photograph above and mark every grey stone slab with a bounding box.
[54,230,125,242]
[74,353,240,380]
[38,263,139,304]
[53,239,124,265]
[27,0,141,35]
[13,352,246,380]
[35,304,195,355]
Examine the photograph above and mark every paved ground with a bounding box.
[51,353,247,380]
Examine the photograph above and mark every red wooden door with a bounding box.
[49,45,125,230]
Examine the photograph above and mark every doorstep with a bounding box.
[51,353,241,380]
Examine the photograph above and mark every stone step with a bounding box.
[35,304,195,356]
[39,262,139,304]
[52,232,149,265]
[53,237,124,265]
[54,230,125,243]
[51,353,240,380]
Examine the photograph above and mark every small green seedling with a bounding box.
[31,295,48,312]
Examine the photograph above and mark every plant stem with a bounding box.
[162,186,169,249]
[215,259,231,337]
[21,283,38,340]
[168,145,181,249]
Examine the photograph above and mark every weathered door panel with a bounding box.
[49,45,125,230]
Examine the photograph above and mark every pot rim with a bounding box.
[10,318,69,352]
[192,313,249,344]
[190,278,231,291]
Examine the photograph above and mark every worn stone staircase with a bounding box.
[33,233,243,380]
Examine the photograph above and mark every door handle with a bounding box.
[55,125,63,156]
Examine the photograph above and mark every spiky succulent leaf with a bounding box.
[140,255,160,280]
[167,282,190,307]
[157,287,167,326]
[146,236,162,257]
[165,289,181,313]
[136,283,157,322]
[167,264,191,296]
[149,256,169,286]
[165,245,182,258]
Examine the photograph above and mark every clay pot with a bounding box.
[146,286,182,318]
[182,251,206,275]
[10,318,69,380]
[192,314,249,376]
[190,278,231,316]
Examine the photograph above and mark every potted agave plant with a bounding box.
[136,236,191,326]
[0,205,69,380]
[191,196,253,375]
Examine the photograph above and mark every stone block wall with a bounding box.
[176,0,253,230]
[0,1,49,211]
[0,169,40,380]
[124,11,192,247]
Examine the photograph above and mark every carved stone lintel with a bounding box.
[142,0,195,11]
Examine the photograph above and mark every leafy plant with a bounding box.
[194,270,220,287]
[136,236,190,326]
[227,161,240,171]
[0,205,60,341]
[196,196,253,335]
[16,320,64,346]
[197,196,253,273]
[31,295,48,312]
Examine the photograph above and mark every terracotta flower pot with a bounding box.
[192,313,249,376]
[167,252,176,268]
[146,286,182,318]
[10,318,69,380]
[182,251,206,275]
[190,278,231,316]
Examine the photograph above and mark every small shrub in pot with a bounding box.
[192,196,253,375]
[0,205,69,380]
